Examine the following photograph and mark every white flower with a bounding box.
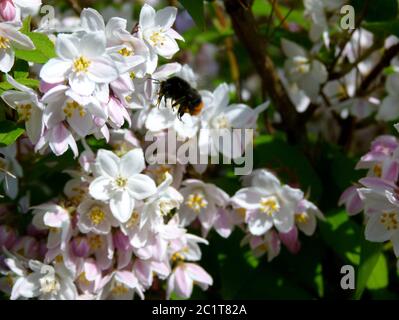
[304,0,343,45]
[295,199,324,236]
[80,8,149,75]
[0,144,22,199]
[141,172,183,231]
[282,38,327,101]
[1,74,44,144]
[138,4,184,59]
[231,169,303,235]
[41,84,106,138]
[0,21,34,72]
[179,179,229,235]
[40,32,119,96]
[358,185,399,256]
[99,270,144,300]
[199,83,267,159]
[89,148,157,223]
[377,73,399,121]
[77,199,118,235]
[11,260,77,300]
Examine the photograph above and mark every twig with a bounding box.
[357,43,399,95]
[213,2,241,101]
[223,0,304,143]
[67,0,82,15]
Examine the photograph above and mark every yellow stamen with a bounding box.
[0,36,10,49]
[118,47,134,57]
[380,212,399,231]
[73,56,91,73]
[259,196,279,217]
[186,192,208,213]
[88,206,106,225]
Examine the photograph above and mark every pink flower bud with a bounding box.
[71,236,90,258]
[39,80,62,94]
[12,236,39,259]
[113,230,130,252]
[0,225,17,250]
[27,223,47,237]
[0,0,16,22]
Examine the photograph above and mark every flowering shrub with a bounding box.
[1,0,399,300]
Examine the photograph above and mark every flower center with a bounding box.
[88,235,103,250]
[64,100,86,118]
[111,283,129,296]
[115,176,128,188]
[171,251,185,262]
[380,212,399,231]
[0,36,10,49]
[214,115,230,129]
[292,56,310,74]
[295,212,309,224]
[186,192,208,213]
[88,206,106,225]
[126,211,140,228]
[159,199,175,216]
[118,47,134,57]
[149,31,166,46]
[16,104,32,121]
[39,276,60,294]
[78,272,91,286]
[373,164,382,177]
[129,72,136,79]
[73,56,91,73]
[259,196,279,216]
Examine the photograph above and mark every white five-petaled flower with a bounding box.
[40,32,119,96]
[231,169,303,235]
[0,21,34,72]
[11,260,77,300]
[89,148,157,223]
[282,38,327,101]
[1,74,44,144]
[138,4,184,59]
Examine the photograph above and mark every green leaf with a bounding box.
[179,0,205,29]
[354,238,384,299]
[0,120,25,146]
[254,135,322,201]
[0,78,40,91]
[319,210,361,265]
[366,254,388,290]
[351,0,398,22]
[363,20,399,38]
[14,17,56,64]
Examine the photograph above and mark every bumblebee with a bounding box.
[157,76,204,120]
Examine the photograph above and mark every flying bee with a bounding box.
[156,76,204,120]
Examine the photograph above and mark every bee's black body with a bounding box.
[157,76,204,119]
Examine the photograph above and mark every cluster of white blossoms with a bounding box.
[0,2,327,300]
[339,128,399,266]
[0,0,40,72]
[231,169,324,261]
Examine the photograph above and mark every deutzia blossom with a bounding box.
[40,32,119,96]
[0,144,22,199]
[89,148,157,223]
[1,74,44,144]
[138,4,184,60]
[282,39,327,101]
[231,169,303,235]
[0,21,34,72]
[179,179,229,236]
[11,260,77,300]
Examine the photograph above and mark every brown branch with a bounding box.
[223,0,304,143]
[67,0,82,15]
[357,43,399,95]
